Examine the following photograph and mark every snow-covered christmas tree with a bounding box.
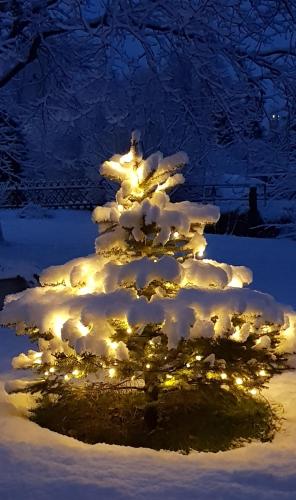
[1,131,296,447]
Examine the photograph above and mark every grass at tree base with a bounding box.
[30,386,280,454]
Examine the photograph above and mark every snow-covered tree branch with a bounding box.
[1,0,296,184]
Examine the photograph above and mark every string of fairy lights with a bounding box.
[10,132,286,403]
[36,316,272,398]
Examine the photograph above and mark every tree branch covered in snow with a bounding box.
[1,1,296,182]
[1,133,295,405]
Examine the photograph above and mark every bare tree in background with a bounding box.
[0,0,296,183]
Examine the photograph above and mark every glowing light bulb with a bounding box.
[72,369,80,377]
[106,340,119,350]
[44,371,49,376]
[220,373,228,380]
[126,326,132,334]
[77,321,90,337]
[146,363,151,369]
[195,355,202,361]
[228,276,243,288]
[64,374,70,381]
[249,388,258,395]
[166,374,173,379]
[49,367,55,373]
[258,369,267,377]
[173,231,179,239]
[153,259,157,263]
[186,363,191,368]
[235,377,243,386]
[120,151,133,163]
[129,170,139,188]
[51,314,67,338]
[109,368,116,378]
[231,326,241,342]
[137,164,144,183]
[198,248,205,258]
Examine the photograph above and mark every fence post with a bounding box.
[264,183,267,206]
[249,186,258,213]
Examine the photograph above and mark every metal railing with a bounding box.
[0,179,107,209]
[172,183,269,205]
[0,180,269,209]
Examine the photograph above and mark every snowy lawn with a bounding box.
[0,209,296,499]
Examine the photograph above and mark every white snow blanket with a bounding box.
[0,211,296,498]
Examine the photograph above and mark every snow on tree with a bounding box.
[1,132,296,421]
[2,1,296,183]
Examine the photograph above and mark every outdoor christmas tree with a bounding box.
[1,131,296,450]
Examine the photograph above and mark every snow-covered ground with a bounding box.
[1,209,296,499]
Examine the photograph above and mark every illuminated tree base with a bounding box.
[30,388,280,453]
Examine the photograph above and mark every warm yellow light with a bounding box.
[173,231,179,239]
[137,164,144,183]
[153,259,157,263]
[77,321,90,337]
[120,151,133,163]
[64,374,71,381]
[195,355,202,361]
[166,374,173,379]
[198,248,205,258]
[249,388,258,395]
[72,369,80,377]
[231,326,241,342]
[220,373,228,380]
[109,367,116,378]
[235,377,243,385]
[164,378,176,387]
[126,326,132,334]
[228,276,243,288]
[77,282,95,295]
[44,371,49,376]
[131,171,139,187]
[33,358,42,365]
[106,340,119,350]
[49,367,55,373]
[258,369,267,377]
[146,363,151,369]
[186,363,191,368]
[51,314,67,338]
[131,375,136,381]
